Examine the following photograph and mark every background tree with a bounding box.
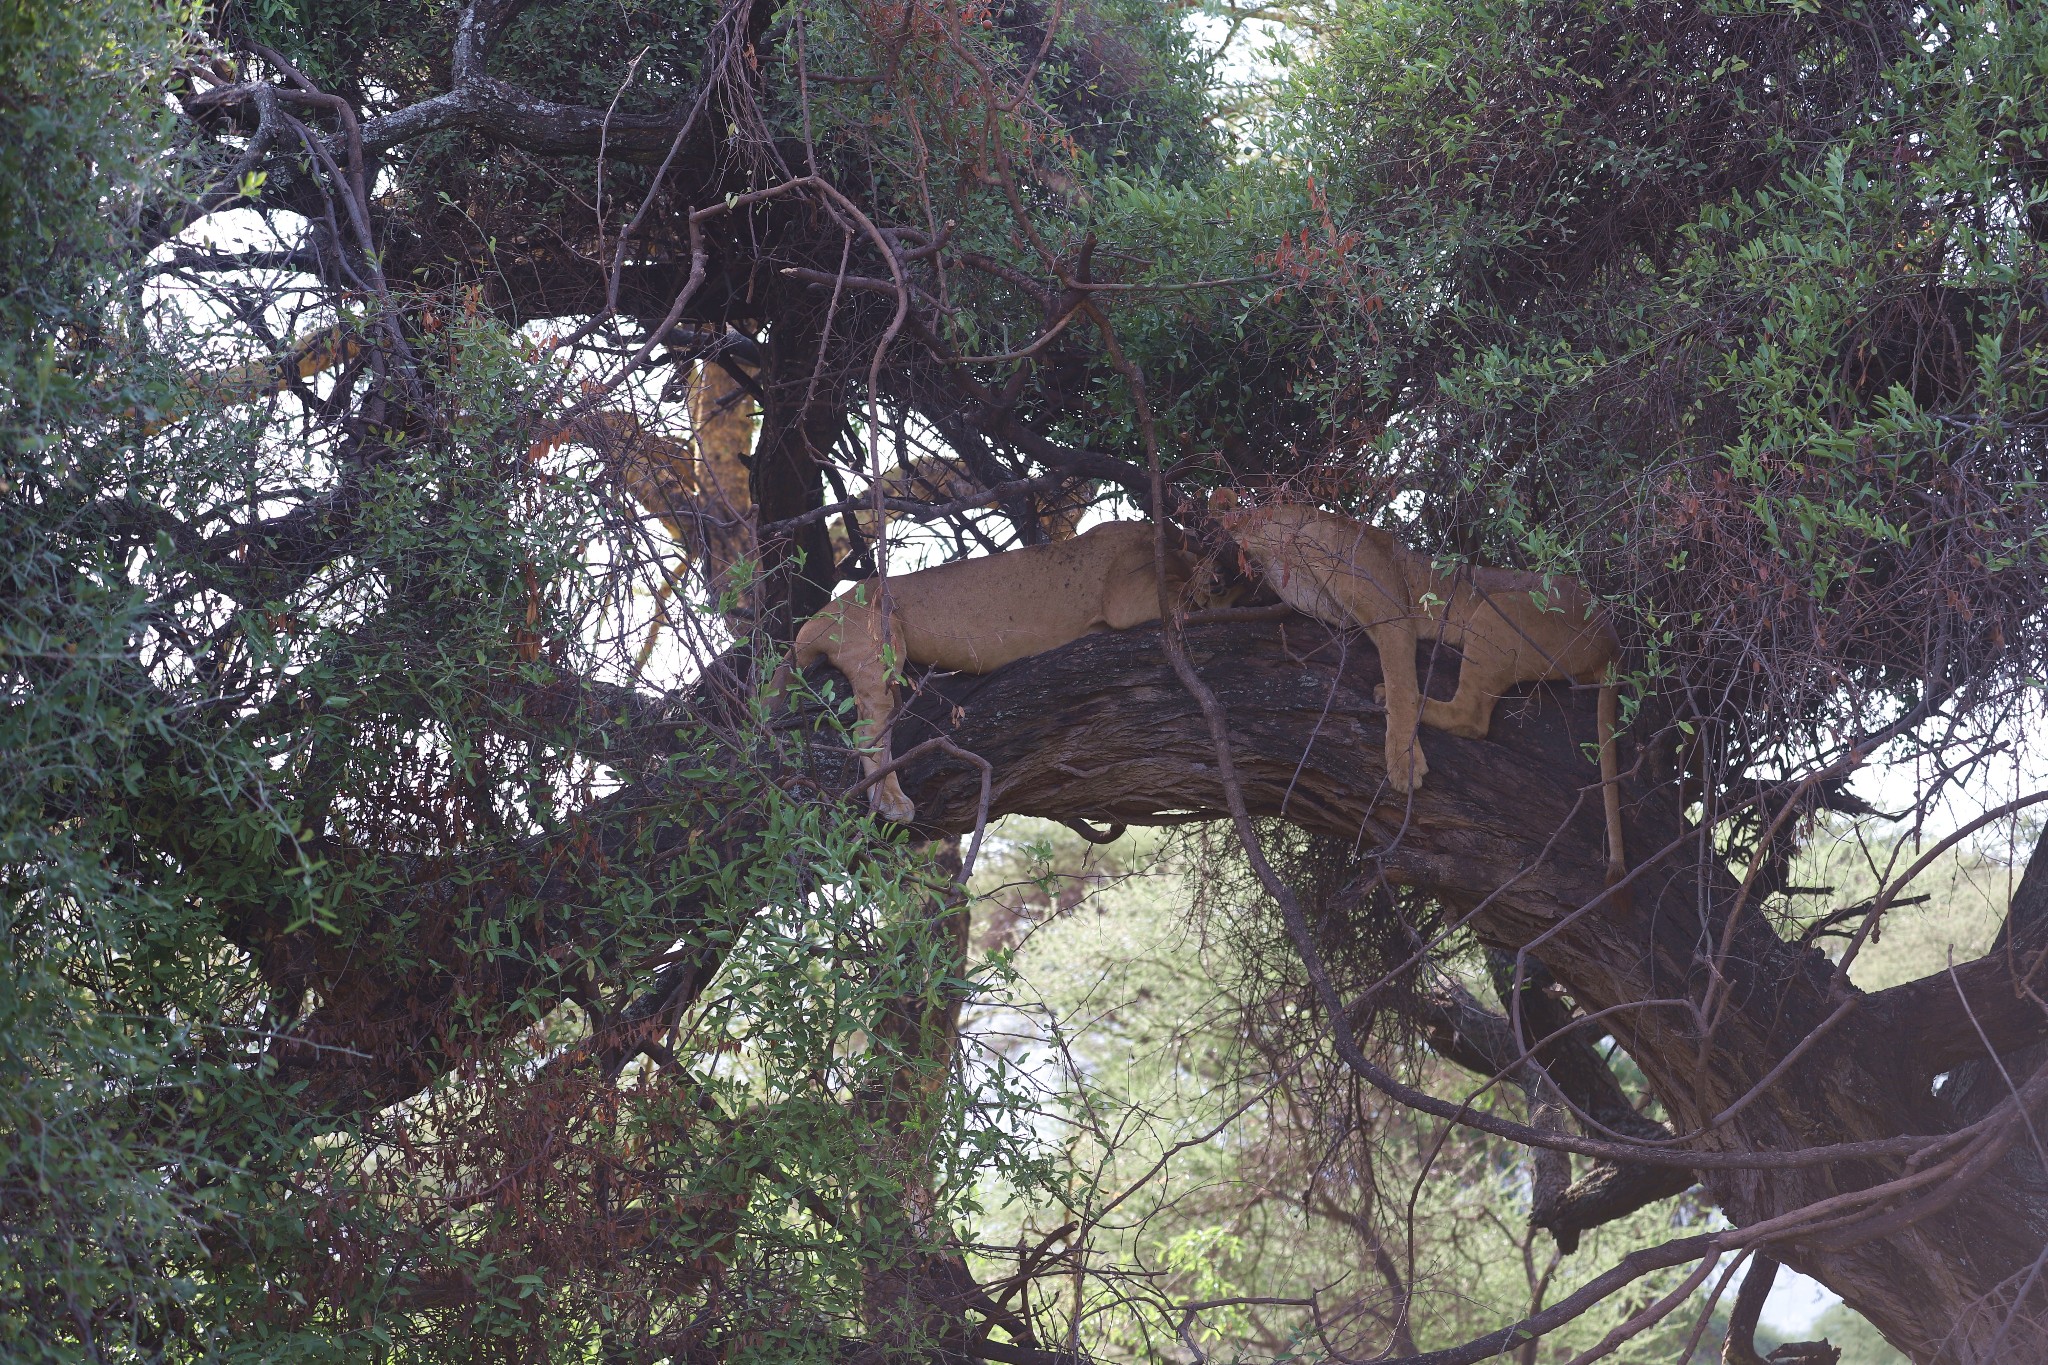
[6,0,2048,1359]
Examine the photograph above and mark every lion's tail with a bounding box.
[1598,680,1627,902]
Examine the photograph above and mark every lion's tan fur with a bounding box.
[846,460,1091,543]
[685,357,759,601]
[562,410,700,534]
[782,522,1196,823]
[139,324,361,434]
[527,357,760,613]
[1215,495,1626,887]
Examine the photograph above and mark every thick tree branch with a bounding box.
[359,74,702,159]
[262,681,847,1114]
[1868,819,2048,1077]
[876,616,2048,1338]
[263,767,740,1113]
[1875,951,2048,1078]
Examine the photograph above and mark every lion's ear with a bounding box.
[1208,487,1241,515]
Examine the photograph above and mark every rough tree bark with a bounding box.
[265,617,2048,1360]
[751,301,849,638]
[881,619,2048,1363]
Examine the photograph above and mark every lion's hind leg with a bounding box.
[1101,557,1170,631]
[1419,627,1518,742]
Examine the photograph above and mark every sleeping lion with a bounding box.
[777,522,1204,824]
[1212,491,1626,889]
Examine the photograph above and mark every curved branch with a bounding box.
[885,622,2001,1176]
[358,73,700,159]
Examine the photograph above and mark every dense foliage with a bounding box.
[1277,0,2048,797]
[7,0,2048,1357]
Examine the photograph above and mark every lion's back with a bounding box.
[887,522,1158,671]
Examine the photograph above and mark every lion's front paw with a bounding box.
[869,779,917,825]
[1372,683,1388,706]
[1385,745,1428,793]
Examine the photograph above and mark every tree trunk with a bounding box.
[883,619,2048,1363]
[750,303,845,640]
[272,615,2048,1360]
